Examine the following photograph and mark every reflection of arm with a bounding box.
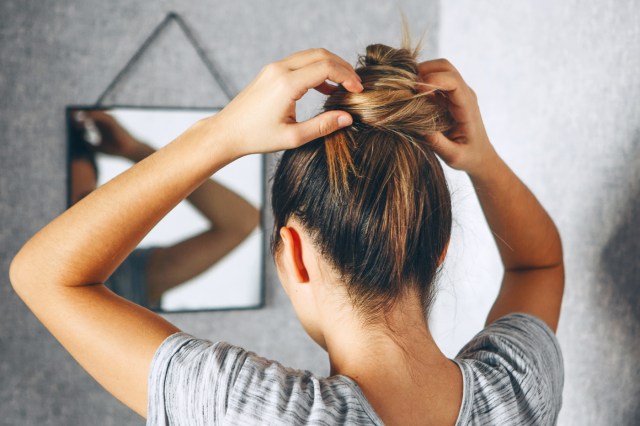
[127,143,260,303]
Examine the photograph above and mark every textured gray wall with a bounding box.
[2,1,639,425]
[435,1,640,425]
[0,1,438,424]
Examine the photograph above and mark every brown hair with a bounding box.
[271,42,453,322]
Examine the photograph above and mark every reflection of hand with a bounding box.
[212,48,364,158]
[417,59,498,176]
[73,110,148,161]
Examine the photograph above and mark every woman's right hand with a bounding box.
[209,48,363,159]
[73,110,147,161]
[418,59,498,176]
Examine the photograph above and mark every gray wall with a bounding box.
[0,1,438,424]
[1,1,638,425]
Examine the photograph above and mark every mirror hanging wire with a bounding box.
[95,11,236,106]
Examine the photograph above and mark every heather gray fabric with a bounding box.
[147,313,563,425]
[453,313,564,425]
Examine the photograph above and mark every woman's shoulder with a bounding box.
[453,312,564,425]
[148,332,383,426]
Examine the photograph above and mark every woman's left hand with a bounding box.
[212,48,364,158]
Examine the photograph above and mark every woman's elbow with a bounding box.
[549,226,564,269]
[239,206,260,238]
[9,250,30,295]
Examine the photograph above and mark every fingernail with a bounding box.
[338,115,352,127]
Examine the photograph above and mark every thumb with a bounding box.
[426,131,461,166]
[291,111,353,146]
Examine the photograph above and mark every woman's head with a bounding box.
[272,42,453,331]
[68,117,99,205]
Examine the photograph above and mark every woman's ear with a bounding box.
[279,226,310,283]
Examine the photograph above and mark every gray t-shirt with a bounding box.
[147,313,563,425]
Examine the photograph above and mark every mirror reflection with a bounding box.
[67,107,264,312]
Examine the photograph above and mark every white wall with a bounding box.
[435,2,640,424]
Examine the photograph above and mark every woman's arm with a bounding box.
[418,59,564,332]
[469,156,564,331]
[10,48,362,417]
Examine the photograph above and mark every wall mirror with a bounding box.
[66,106,264,312]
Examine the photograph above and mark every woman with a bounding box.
[10,43,564,425]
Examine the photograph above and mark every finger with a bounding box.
[280,48,358,79]
[288,60,364,99]
[425,131,461,163]
[85,110,107,119]
[419,71,475,123]
[417,58,459,76]
[85,110,115,126]
[288,111,353,145]
[314,81,339,95]
[70,110,88,128]
[418,71,462,94]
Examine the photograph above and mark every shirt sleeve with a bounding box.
[147,332,248,426]
[456,312,564,424]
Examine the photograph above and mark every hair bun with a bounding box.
[360,43,418,75]
[323,43,452,137]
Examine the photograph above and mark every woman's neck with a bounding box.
[324,293,447,378]
[322,293,462,425]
